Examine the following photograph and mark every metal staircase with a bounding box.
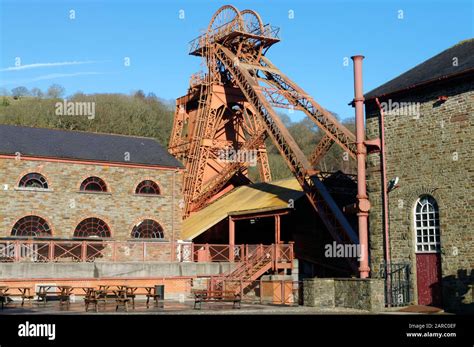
[209,244,293,294]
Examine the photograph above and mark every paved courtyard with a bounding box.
[0,298,375,315]
[0,299,447,315]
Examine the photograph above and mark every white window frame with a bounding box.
[414,195,440,253]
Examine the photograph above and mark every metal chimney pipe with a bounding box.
[376,97,392,305]
[351,55,370,278]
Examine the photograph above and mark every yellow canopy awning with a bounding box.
[182,178,304,240]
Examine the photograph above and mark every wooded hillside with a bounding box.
[0,86,356,180]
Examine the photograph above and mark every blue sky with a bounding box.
[0,0,472,120]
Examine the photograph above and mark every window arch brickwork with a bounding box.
[74,217,111,238]
[131,219,164,239]
[11,215,52,237]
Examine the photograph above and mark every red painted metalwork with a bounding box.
[351,55,370,278]
[0,240,291,265]
[230,209,289,221]
[214,45,359,269]
[170,6,362,276]
[192,244,245,262]
[309,134,334,167]
[229,218,235,262]
[275,214,281,244]
[416,253,442,306]
[209,243,293,294]
[376,97,392,305]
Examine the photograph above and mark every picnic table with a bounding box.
[141,286,164,308]
[193,290,241,310]
[84,285,165,311]
[113,288,131,312]
[36,285,55,305]
[0,286,9,309]
[57,285,74,306]
[114,285,164,309]
[84,289,107,312]
[36,285,75,306]
[83,285,131,312]
[96,285,113,303]
[0,286,35,308]
[80,286,96,294]
[9,286,34,306]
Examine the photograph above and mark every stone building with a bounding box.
[364,39,473,312]
[0,125,184,242]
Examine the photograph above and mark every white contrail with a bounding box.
[1,72,104,85]
[0,61,99,72]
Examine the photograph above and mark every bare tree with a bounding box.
[30,87,44,98]
[46,84,65,98]
[11,86,30,98]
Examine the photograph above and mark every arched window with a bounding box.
[135,180,160,195]
[131,219,164,239]
[11,216,52,237]
[80,177,107,192]
[414,196,440,253]
[74,218,111,238]
[18,173,48,189]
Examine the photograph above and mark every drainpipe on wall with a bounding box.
[171,170,176,261]
[376,97,392,306]
[351,55,370,279]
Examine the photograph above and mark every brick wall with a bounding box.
[0,158,184,241]
[365,78,473,311]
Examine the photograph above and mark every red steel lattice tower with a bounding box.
[169,5,369,275]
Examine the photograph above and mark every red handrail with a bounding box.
[0,240,293,265]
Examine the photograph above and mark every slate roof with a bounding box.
[0,124,183,168]
[365,38,474,100]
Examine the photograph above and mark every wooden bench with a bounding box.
[193,290,241,310]
[84,290,107,313]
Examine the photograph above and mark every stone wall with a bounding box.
[334,278,385,311]
[0,158,184,241]
[303,278,335,308]
[0,262,236,279]
[303,278,384,311]
[365,78,473,312]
